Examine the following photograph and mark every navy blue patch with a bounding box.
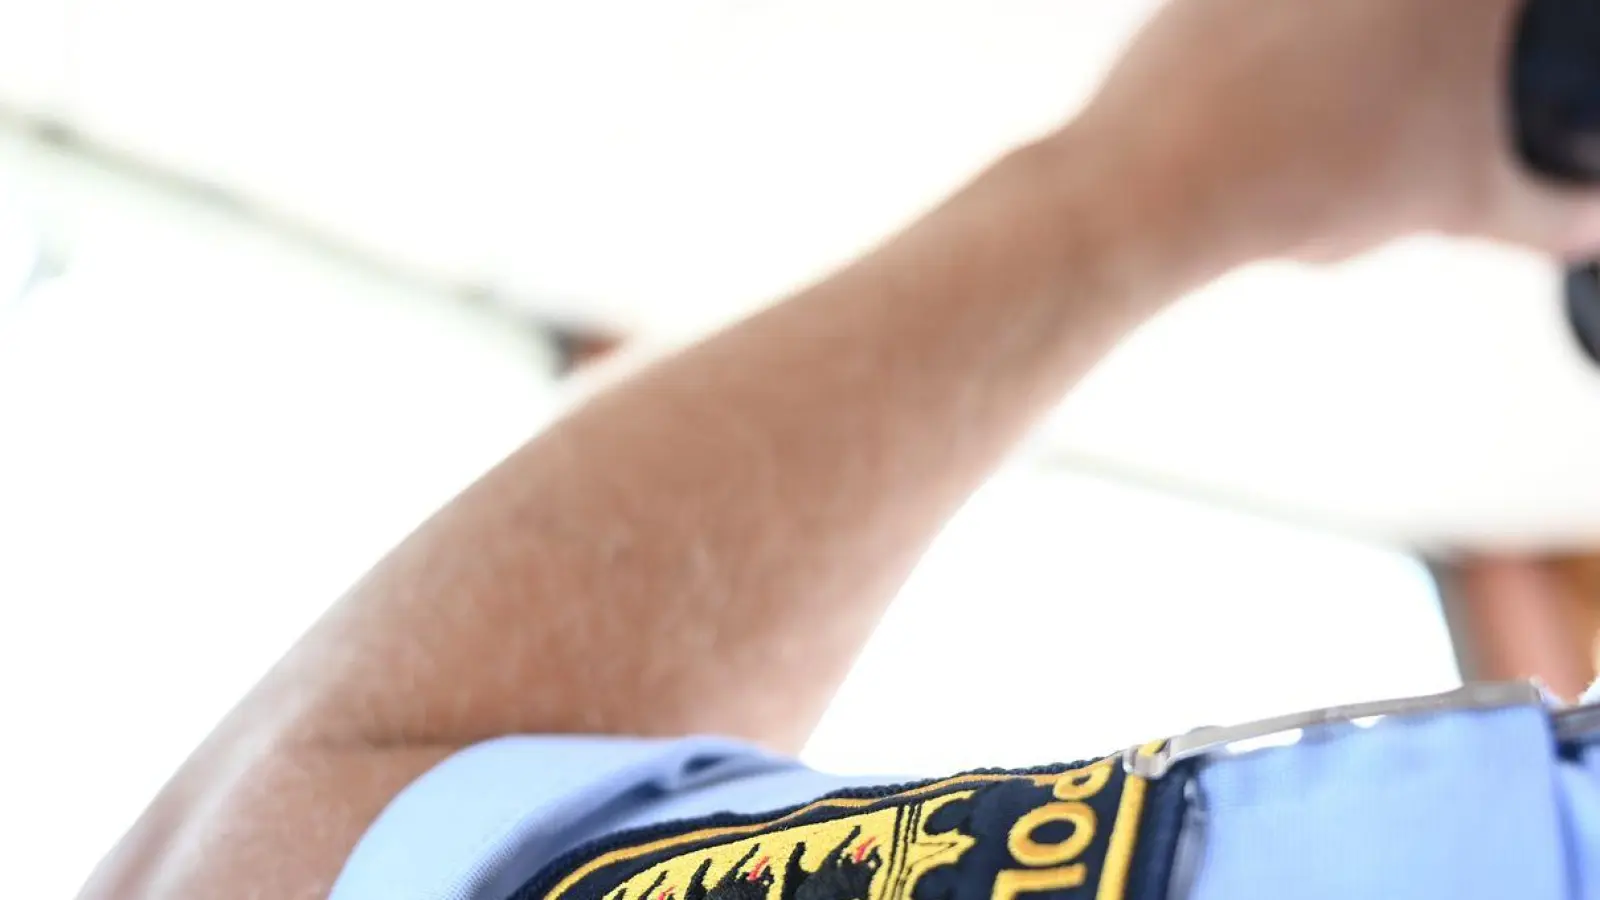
[509,754,1187,900]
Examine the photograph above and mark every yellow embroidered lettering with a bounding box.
[992,864,1088,900]
[1007,802,1096,867]
[1052,762,1112,802]
[993,791,1101,900]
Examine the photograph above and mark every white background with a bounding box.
[5,0,1600,546]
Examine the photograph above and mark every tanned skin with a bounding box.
[78,0,1600,897]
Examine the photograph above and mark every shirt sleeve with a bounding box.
[328,736,901,900]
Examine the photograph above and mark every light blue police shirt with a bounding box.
[330,701,1600,900]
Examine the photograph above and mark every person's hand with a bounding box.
[1071,0,1600,265]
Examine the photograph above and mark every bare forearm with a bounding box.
[270,132,1224,753]
[92,1,1598,895]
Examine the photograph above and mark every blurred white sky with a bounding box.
[7,0,1600,547]
[806,469,1458,774]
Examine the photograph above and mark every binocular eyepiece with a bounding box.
[1512,0,1600,366]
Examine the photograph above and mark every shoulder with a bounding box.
[330,736,882,900]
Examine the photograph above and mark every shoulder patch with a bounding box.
[509,754,1185,900]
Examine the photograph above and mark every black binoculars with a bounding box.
[1513,0,1600,364]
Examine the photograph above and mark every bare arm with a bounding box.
[82,0,1600,897]
[85,134,1216,900]
[278,136,1218,754]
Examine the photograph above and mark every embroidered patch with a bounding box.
[515,754,1171,900]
